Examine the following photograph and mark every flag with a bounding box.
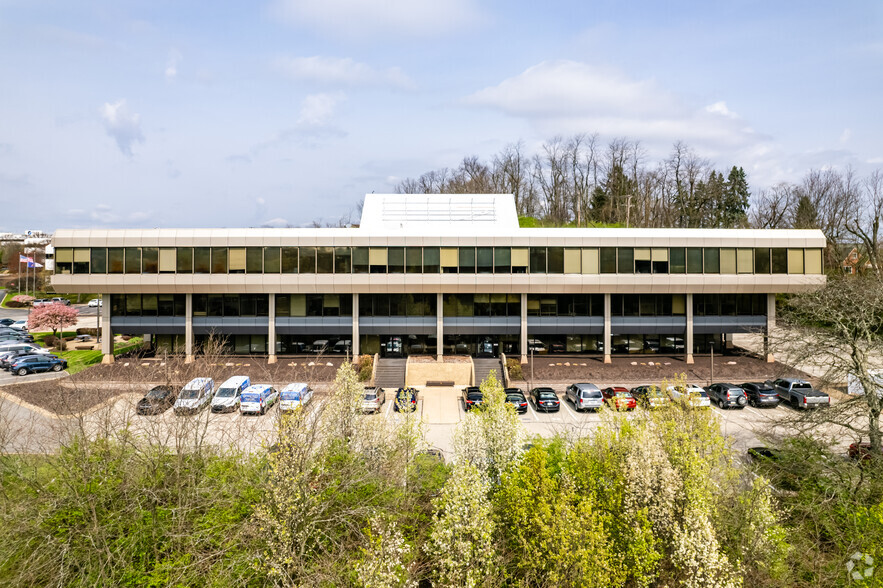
[19,254,28,263]
[32,262,43,268]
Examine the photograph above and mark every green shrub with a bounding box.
[76,328,98,336]
[506,357,523,380]
[5,300,23,308]
[43,335,59,348]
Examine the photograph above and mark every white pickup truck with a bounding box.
[770,378,830,409]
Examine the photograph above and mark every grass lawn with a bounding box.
[31,333,145,375]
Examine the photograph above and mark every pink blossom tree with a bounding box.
[11,294,35,304]
[28,302,79,337]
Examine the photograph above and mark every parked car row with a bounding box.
[457,378,827,415]
[32,297,70,307]
[0,351,67,375]
[135,376,314,416]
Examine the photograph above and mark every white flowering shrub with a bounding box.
[428,462,496,587]
[356,517,415,588]
[451,371,526,482]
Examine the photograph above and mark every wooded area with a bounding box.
[394,136,883,270]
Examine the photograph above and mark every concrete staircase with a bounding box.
[473,357,503,387]
[374,358,407,389]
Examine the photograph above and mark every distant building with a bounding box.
[51,194,826,365]
[841,247,872,275]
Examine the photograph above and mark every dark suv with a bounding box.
[10,354,67,376]
[705,383,747,409]
[741,382,780,408]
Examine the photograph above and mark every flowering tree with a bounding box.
[451,371,526,482]
[27,302,79,336]
[11,294,34,304]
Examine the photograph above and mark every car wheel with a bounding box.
[718,398,726,409]
[260,406,265,415]
[16,368,27,376]
[52,364,63,372]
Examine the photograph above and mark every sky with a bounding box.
[1,0,881,232]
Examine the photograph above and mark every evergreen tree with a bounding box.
[720,166,750,227]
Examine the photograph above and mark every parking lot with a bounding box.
[0,380,806,458]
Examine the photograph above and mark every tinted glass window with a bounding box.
[176,247,193,273]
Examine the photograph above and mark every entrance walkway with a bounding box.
[421,386,461,424]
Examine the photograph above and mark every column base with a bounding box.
[765,354,775,363]
[436,355,443,363]
[185,354,194,364]
[603,354,612,364]
[268,355,277,364]
[686,354,694,365]
[520,355,527,364]
[101,354,115,365]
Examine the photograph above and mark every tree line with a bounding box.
[393,135,883,270]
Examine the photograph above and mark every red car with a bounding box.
[601,387,637,410]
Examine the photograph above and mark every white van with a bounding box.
[210,375,251,413]
[174,378,215,415]
[311,340,330,353]
[279,383,314,413]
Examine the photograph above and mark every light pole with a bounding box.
[97,295,101,343]
[709,340,715,386]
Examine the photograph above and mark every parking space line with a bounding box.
[384,396,394,418]
[560,397,582,423]
[744,406,764,417]
[526,398,540,422]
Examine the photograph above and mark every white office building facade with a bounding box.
[51,195,826,363]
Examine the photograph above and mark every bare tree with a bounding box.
[778,274,883,453]
[845,169,883,273]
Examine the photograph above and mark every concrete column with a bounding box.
[724,333,734,349]
[352,293,360,358]
[100,294,113,364]
[268,294,277,364]
[185,293,194,364]
[765,293,776,363]
[603,293,612,364]
[520,292,528,364]
[686,293,694,364]
[436,292,444,362]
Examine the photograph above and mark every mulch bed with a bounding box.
[4,355,352,415]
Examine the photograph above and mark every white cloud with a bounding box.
[275,56,413,89]
[464,60,765,152]
[705,101,737,119]
[165,49,182,81]
[270,0,481,38]
[100,99,144,156]
[262,217,292,228]
[840,128,852,144]
[297,92,346,126]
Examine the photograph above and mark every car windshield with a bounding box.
[364,393,377,400]
[215,387,237,398]
[793,383,812,390]
[538,391,557,399]
[180,389,199,400]
[281,391,302,401]
[397,391,413,400]
[582,390,602,398]
[146,388,167,399]
[506,395,524,403]
[615,391,631,398]
[466,392,483,400]
[241,392,261,403]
